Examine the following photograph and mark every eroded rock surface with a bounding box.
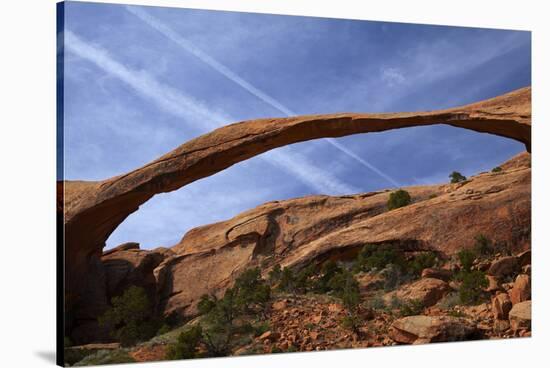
[60,87,531,342]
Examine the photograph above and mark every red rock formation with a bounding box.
[155,152,530,318]
[60,87,531,342]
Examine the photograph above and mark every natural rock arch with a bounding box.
[60,86,530,341]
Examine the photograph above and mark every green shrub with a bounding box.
[458,270,488,305]
[198,294,217,316]
[473,234,493,256]
[73,350,135,366]
[449,171,467,183]
[196,268,272,357]
[448,309,466,318]
[315,260,344,292]
[295,264,317,292]
[64,348,94,366]
[98,286,160,347]
[365,294,386,310]
[278,267,298,294]
[329,270,362,333]
[166,325,203,360]
[407,251,437,276]
[353,244,407,274]
[387,189,412,210]
[268,264,282,285]
[492,166,503,173]
[380,263,407,291]
[233,267,271,313]
[457,249,476,272]
[399,299,425,317]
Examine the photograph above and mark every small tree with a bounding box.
[316,260,343,292]
[457,249,476,272]
[458,270,488,305]
[98,286,159,347]
[387,189,412,210]
[491,166,503,173]
[329,270,362,334]
[166,325,203,360]
[233,267,271,314]
[449,171,467,183]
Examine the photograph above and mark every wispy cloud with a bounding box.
[64,29,358,195]
[381,67,406,87]
[125,5,401,188]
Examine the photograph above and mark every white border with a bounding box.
[1,1,548,367]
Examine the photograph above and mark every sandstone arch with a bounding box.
[60,86,530,341]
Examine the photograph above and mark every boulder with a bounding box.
[389,278,451,307]
[509,274,531,305]
[389,315,477,344]
[485,275,503,293]
[487,256,519,277]
[509,301,531,331]
[421,268,453,281]
[491,292,512,320]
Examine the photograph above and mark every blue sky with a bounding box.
[60,1,531,250]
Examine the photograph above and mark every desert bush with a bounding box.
[329,270,362,333]
[98,286,161,347]
[365,293,386,310]
[458,270,488,305]
[492,166,503,173]
[166,325,203,360]
[473,234,493,256]
[387,189,412,210]
[353,243,406,274]
[198,294,217,316]
[233,267,271,313]
[398,299,425,317]
[313,260,344,292]
[457,249,476,272]
[268,264,282,285]
[407,251,437,276]
[448,309,466,318]
[449,171,467,183]
[436,292,461,309]
[277,267,298,294]
[73,349,135,366]
[195,268,272,357]
[64,348,94,366]
[381,263,408,291]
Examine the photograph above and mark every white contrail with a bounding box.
[126,5,401,188]
[64,30,358,194]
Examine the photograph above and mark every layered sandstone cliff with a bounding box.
[60,87,531,343]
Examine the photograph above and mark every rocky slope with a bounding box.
[60,87,531,343]
[103,152,530,322]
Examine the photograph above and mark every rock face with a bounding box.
[508,301,531,331]
[421,268,453,281]
[60,87,531,342]
[389,316,477,344]
[509,274,531,305]
[492,292,513,320]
